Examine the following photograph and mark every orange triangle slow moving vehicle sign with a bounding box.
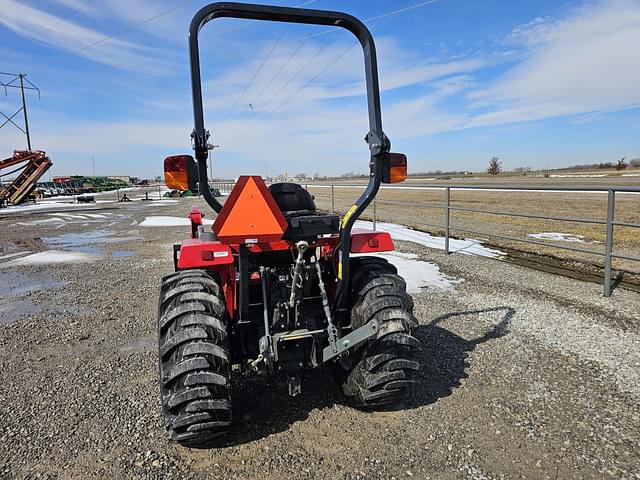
[213,176,288,244]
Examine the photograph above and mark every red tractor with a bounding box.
[159,2,421,447]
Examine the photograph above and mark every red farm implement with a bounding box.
[0,150,52,207]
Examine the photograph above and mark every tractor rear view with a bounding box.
[158,2,421,447]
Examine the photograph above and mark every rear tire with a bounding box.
[338,257,421,408]
[158,269,232,447]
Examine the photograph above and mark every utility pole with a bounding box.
[208,144,219,183]
[92,155,95,176]
[19,75,31,150]
[0,72,40,151]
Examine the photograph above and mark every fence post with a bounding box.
[444,186,450,255]
[373,198,377,231]
[331,185,335,213]
[604,189,615,297]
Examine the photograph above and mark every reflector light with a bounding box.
[213,176,288,244]
[164,155,193,191]
[382,152,407,184]
[164,156,188,172]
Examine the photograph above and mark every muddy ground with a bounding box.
[0,194,639,480]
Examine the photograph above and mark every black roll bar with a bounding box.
[188,2,391,315]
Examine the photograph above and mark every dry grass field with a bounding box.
[306,175,640,278]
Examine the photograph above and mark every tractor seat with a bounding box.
[268,183,339,240]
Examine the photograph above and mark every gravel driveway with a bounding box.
[1,196,639,479]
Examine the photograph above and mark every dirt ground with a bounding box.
[1,193,639,480]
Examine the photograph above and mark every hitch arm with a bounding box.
[321,320,379,363]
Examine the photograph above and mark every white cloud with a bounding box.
[467,0,640,127]
[0,0,169,72]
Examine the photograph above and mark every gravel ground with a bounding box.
[1,195,639,480]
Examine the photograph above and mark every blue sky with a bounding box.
[1,0,639,179]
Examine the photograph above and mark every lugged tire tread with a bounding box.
[159,302,206,331]
[166,386,211,409]
[158,270,232,447]
[159,328,208,358]
[173,412,213,430]
[187,421,232,433]
[162,283,207,304]
[179,292,227,316]
[185,371,227,387]
[337,257,422,408]
[181,314,226,339]
[182,341,228,363]
[186,399,230,413]
[162,358,210,386]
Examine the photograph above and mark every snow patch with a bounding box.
[529,232,586,243]
[359,251,462,292]
[140,216,214,227]
[53,213,87,219]
[549,174,607,178]
[0,201,78,214]
[17,217,66,226]
[0,250,101,267]
[355,220,504,258]
[0,251,31,261]
[18,212,115,226]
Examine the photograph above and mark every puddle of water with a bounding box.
[112,250,135,257]
[0,299,90,325]
[43,229,124,247]
[41,229,143,255]
[120,336,156,353]
[0,298,42,322]
[0,271,78,325]
[0,270,66,296]
[70,246,104,255]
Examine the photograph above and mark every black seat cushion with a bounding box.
[268,183,338,239]
[269,183,316,214]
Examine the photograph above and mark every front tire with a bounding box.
[338,257,421,408]
[158,269,232,447]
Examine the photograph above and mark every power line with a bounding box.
[228,0,441,135]
[366,0,439,22]
[217,25,289,134]
[221,30,315,134]
[108,0,318,71]
[76,0,318,57]
[213,0,319,133]
[75,0,195,53]
[286,0,441,44]
[49,0,96,30]
[224,32,340,136]
[244,43,355,130]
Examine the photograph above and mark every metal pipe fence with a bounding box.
[212,182,236,195]
[313,183,640,297]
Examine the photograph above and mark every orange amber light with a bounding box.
[383,152,407,183]
[164,155,191,191]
